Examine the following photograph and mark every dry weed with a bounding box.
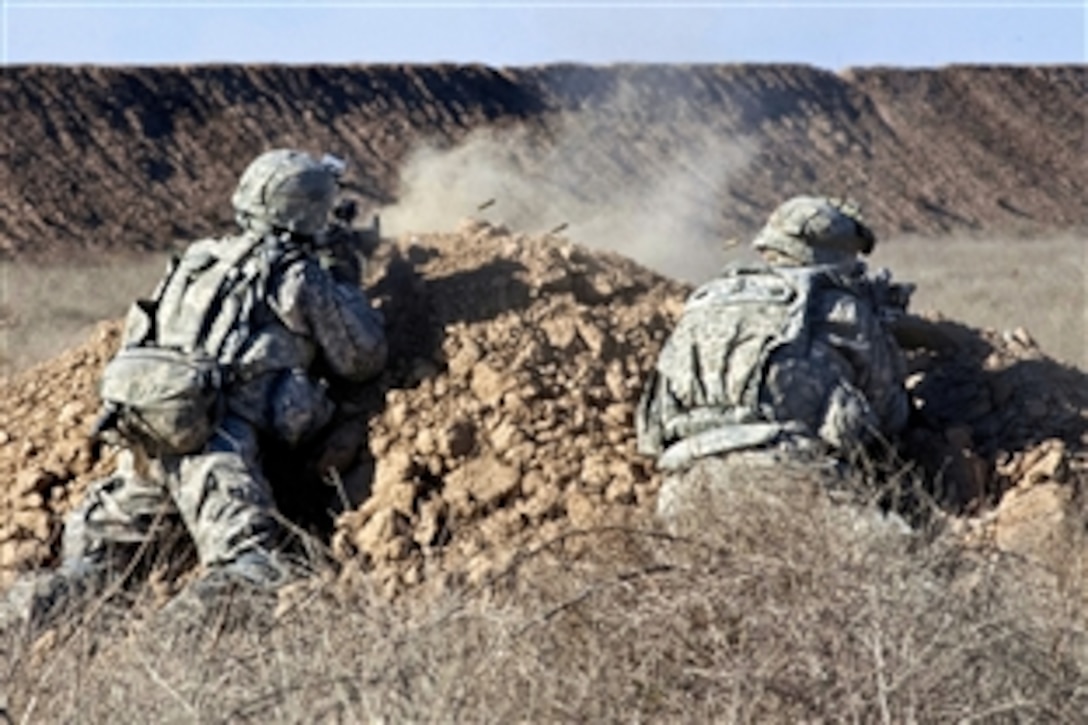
[3,467,1084,723]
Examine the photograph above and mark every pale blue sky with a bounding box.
[3,1,1085,68]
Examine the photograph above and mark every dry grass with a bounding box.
[871,233,1087,370]
[0,254,171,375]
[2,467,1085,723]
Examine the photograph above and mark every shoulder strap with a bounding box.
[193,235,268,357]
[151,234,276,360]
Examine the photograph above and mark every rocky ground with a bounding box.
[1,61,1085,609]
[1,221,1084,596]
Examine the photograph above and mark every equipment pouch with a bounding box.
[99,347,225,456]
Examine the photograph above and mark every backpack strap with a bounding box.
[147,233,298,366]
[207,234,305,367]
[736,266,818,412]
[190,234,271,356]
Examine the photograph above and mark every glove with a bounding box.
[317,237,364,286]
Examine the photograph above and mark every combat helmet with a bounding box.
[231,149,340,236]
[752,195,876,266]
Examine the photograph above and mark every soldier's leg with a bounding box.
[309,382,376,514]
[262,398,373,530]
[2,450,177,630]
[62,449,179,567]
[656,449,908,542]
[165,415,287,587]
[655,452,811,535]
[303,408,372,518]
[655,456,739,533]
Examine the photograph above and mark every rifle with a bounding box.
[313,200,381,286]
[868,267,915,325]
[316,154,383,283]
[867,268,959,352]
[327,198,382,259]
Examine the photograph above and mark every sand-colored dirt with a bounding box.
[1,222,1084,592]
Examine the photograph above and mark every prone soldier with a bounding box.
[637,196,913,527]
[2,149,388,629]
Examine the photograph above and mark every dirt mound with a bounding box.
[1,225,1085,591]
[3,65,1085,265]
[0,326,121,578]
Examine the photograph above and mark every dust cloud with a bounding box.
[378,85,758,283]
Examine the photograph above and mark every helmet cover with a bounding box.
[231,149,340,236]
[752,195,876,265]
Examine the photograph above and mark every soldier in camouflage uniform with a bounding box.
[2,149,387,628]
[637,196,911,527]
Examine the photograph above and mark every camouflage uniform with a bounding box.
[68,232,386,570]
[637,196,909,526]
[2,150,386,628]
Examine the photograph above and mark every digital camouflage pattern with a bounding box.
[638,195,910,518]
[96,232,274,457]
[640,257,910,526]
[66,417,276,569]
[750,195,875,266]
[1,151,387,629]
[638,260,909,471]
[231,149,341,237]
[71,229,387,576]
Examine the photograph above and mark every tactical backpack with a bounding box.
[98,235,286,456]
[636,263,822,460]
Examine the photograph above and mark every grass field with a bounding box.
[2,468,1085,722]
[0,253,171,375]
[872,234,1086,370]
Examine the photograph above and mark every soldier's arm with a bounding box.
[273,258,388,382]
[314,236,364,287]
[817,289,910,438]
[635,371,666,457]
[863,309,911,437]
[888,313,962,353]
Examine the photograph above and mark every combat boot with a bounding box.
[0,559,108,634]
[158,548,302,626]
[194,548,297,595]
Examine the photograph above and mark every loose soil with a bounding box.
[0,222,1084,593]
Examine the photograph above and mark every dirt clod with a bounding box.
[0,223,1085,593]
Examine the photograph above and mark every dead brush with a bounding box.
[2,460,1085,723]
